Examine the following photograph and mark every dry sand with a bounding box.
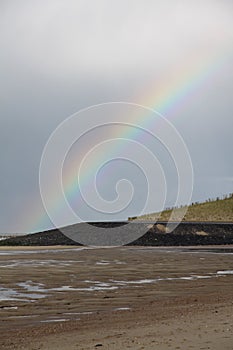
[0,246,232,349]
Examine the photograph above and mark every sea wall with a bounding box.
[0,221,233,246]
[129,222,233,246]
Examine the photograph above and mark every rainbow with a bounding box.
[19,48,231,233]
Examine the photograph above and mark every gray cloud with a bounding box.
[1,0,232,81]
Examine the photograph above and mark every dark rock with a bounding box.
[1,222,233,247]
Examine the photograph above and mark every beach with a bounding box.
[0,246,233,349]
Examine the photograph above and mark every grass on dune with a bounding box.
[130,194,233,222]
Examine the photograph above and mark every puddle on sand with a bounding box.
[40,319,69,323]
[1,271,231,304]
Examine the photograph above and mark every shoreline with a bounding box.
[1,244,233,250]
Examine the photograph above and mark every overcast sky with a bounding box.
[1,0,233,233]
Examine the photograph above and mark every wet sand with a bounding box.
[0,246,233,349]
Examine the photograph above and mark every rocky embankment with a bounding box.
[0,221,233,246]
[0,228,79,246]
[129,222,233,246]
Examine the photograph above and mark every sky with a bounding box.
[1,0,233,233]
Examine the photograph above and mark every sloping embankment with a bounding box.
[0,222,233,246]
[128,222,233,246]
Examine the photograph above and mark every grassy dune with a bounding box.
[131,195,233,222]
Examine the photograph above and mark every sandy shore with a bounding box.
[0,246,232,349]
